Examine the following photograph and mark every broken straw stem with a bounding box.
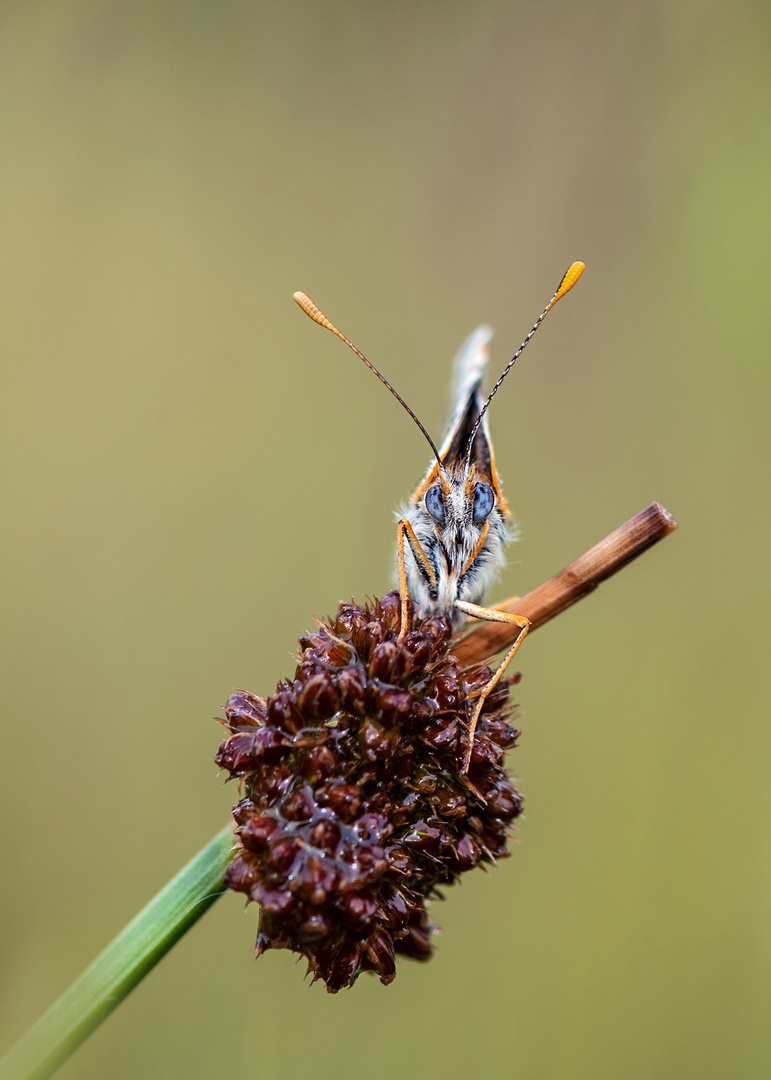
[454,501,677,667]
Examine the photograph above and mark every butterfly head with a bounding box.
[409,418,508,565]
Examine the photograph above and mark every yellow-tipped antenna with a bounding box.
[294,291,446,471]
[463,261,586,471]
[550,260,585,307]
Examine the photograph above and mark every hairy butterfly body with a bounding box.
[401,325,509,632]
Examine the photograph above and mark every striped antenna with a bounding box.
[294,291,446,473]
[463,261,586,473]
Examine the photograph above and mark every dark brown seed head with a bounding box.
[214,591,523,992]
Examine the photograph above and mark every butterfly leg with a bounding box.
[453,600,530,773]
[396,519,436,641]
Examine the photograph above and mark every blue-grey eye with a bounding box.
[425,485,445,521]
[473,482,495,521]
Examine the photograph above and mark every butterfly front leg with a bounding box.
[453,600,530,773]
[396,518,436,642]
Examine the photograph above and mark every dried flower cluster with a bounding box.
[214,591,523,992]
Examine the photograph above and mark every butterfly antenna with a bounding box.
[294,291,447,473]
[463,261,586,472]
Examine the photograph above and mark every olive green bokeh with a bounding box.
[1,2,769,1078]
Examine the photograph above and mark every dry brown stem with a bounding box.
[454,501,677,668]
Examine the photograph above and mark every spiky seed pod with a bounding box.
[214,590,523,992]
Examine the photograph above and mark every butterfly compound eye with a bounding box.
[425,485,445,521]
[472,482,495,522]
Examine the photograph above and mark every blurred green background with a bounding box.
[1,1,769,1077]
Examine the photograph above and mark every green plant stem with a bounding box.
[0,824,235,1080]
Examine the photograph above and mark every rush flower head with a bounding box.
[214,590,523,992]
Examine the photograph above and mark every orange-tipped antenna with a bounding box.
[463,261,585,472]
[294,291,446,472]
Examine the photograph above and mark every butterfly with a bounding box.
[294,261,585,770]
